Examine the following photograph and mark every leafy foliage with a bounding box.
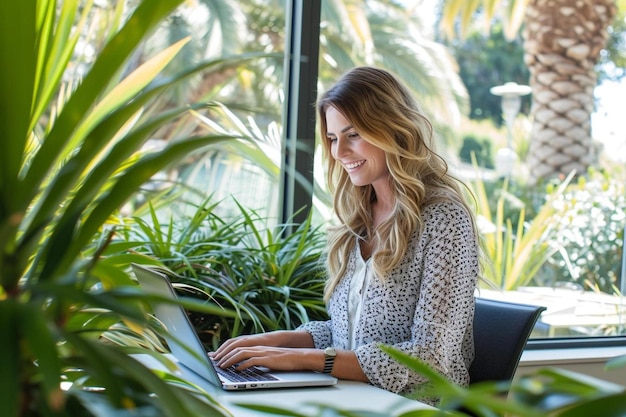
[459,134,495,169]
[471,169,575,290]
[539,168,626,294]
[445,23,530,125]
[125,197,328,350]
[597,0,626,82]
[0,1,253,415]
[381,346,626,417]
[472,164,626,296]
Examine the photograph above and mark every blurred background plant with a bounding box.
[472,165,625,296]
[538,168,626,294]
[471,167,575,291]
[459,133,495,170]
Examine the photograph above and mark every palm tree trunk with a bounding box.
[523,0,616,185]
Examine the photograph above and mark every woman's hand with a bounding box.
[209,330,316,370]
[212,345,323,372]
[212,333,282,358]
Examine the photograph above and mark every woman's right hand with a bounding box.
[210,333,280,360]
[210,330,313,361]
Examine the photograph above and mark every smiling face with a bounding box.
[325,105,390,192]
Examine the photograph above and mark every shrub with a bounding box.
[124,197,328,350]
[459,134,495,169]
[540,168,626,293]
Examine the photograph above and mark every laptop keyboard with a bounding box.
[213,362,279,382]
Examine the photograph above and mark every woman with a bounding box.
[211,66,480,404]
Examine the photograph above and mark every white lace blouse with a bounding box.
[298,200,479,404]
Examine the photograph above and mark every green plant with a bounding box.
[459,134,494,169]
[381,346,626,417]
[124,197,328,350]
[0,1,254,415]
[471,169,575,290]
[225,347,626,416]
[539,168,626,293]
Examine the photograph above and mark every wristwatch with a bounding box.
[323,347,336,374]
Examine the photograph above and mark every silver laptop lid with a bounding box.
[131,263,223,386]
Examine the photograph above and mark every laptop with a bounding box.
[131,263,337,390]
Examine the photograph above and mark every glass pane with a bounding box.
[475,169,626,340]
[98,1,626,342]
[312,1,626,342]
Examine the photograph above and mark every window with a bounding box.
[129,1,626,345]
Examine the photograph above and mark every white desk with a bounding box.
[134,354,434,416]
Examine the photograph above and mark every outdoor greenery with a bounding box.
[441,0,619,183]
[471,166,625,294]
[459,134,495,169]
[539,168,626,294]
[445,23,530,126]
[597,0,626,83]
[471,170,571,291]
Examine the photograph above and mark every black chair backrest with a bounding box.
[469,297,546,384]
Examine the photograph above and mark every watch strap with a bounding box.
[323,348,336,374]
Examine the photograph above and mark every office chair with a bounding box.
[469,297,546,384]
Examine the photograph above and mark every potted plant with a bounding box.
[0,1,253,415]
[123,197,329,349]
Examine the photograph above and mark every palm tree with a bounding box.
[440,0,618,184]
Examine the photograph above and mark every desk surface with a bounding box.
[134,354,434,416]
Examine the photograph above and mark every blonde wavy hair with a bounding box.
[318,66,478,302]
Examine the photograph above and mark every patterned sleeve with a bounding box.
[296,320,333,348]
[355,202,479,398]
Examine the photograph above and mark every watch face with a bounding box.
[325,347,337,356]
